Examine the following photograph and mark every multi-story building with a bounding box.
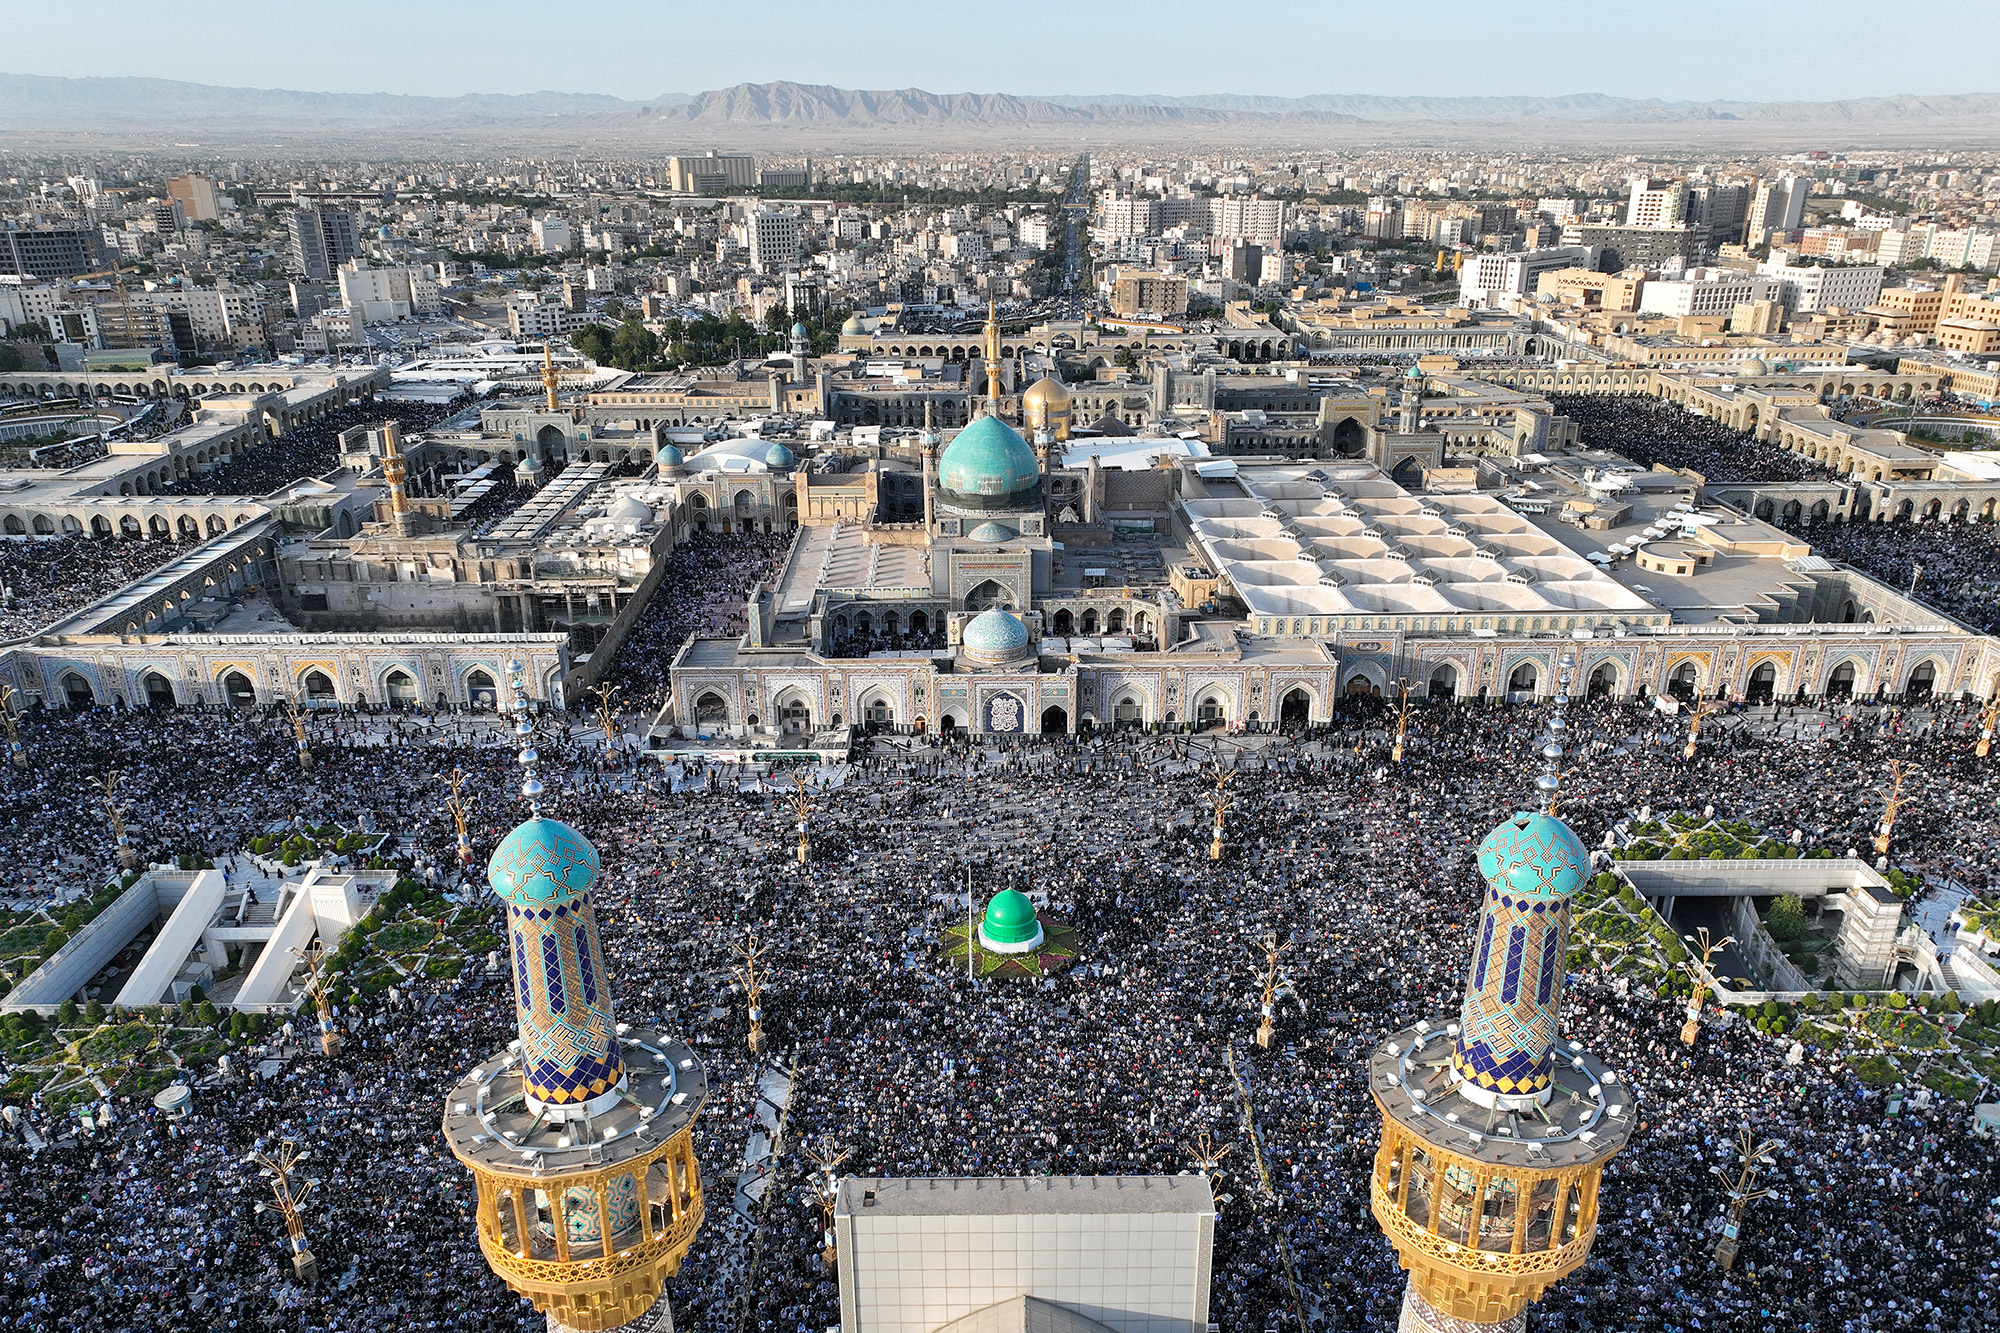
[337,260,443,322]
[289,205,361,281]
[1744,176,1809,244]
[1110,270,1190,319]
[166,173,222,223]
[1686,182,1749,248]
[1637,268,1781,319]
[1756,258,1885,312]
[747,209,801,273]
[1211,195,1286,249]
[667,151,755,194]
[530,216,571,254]
[0,225,101,280]
[1560,223,1693,273]
[1459,246,1595,308]
[507,294,594,341]
[1625,176,1687,229]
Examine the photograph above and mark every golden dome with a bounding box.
[1022,374,1073,439]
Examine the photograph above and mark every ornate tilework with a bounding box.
[493,817,624,1109]
[1452,810,1588,1100]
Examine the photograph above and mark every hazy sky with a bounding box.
[9,0,1996,103]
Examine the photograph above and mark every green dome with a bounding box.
[939,416,1040,500]
[981,889,1040,944]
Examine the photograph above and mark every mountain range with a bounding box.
[2,74,1997,147]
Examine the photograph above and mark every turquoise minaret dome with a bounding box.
[763,441,796,469]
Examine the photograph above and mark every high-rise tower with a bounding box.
[443,664,707,1333]
[1367,660,1632,1333]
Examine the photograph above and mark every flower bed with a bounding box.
[939,920,1081,980]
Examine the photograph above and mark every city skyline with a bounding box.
[8,0,2000,105]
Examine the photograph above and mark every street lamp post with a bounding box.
[284,693,312,770]
[1254,934,1292,1050]
[246,1138,320,1281]
[805,1139,851,1272]
[1207,760,1236,862]
[437,767,475,873]
[1683,699,1722,761]
[292,939,342,1056]
[92,771,137,870]
[732,929,770,1056]
[1390,678,1414,764]
[0,685,28,770]
[1710,1128,1780,1271]
[1679,926,1736,1046]
[1874,759,1914,857]
[1975,697,1999,759]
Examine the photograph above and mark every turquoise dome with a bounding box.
[1476,810,1589,904]
[840,313,866,335]
[967,520,1014,543]
[981,889,1040,945]
[763,442,795,469]
[939,416,1039,499]
[790,320,807,338]
[489,817,601,909]
[961,608,1029,656]
[656,443,683,465]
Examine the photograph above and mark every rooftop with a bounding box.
[835,1176,1216,1219]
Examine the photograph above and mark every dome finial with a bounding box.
[1535,654,1575,814]
[507,659,543,816]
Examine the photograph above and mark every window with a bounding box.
[1500,925,1527,1004]
[575,925,598,1007]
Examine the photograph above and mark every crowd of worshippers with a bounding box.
[0,598,1997,1332]
[1783,518,2000,638]
[1551,395,1841,485]
[590,528,794,711]
[0,534,201,639]
[154,397,467,500]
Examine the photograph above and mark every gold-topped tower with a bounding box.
[443,663,707,1332]
[1367,658,1632,1332]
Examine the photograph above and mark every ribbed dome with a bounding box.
[967,520,1014,543]
[939,416,1040,500]
[489,817,601,909]
[1476,811,1589,903]
[607,494,651,523]
[655,443,684,466]
[981,889,1040,944]
[764,442,796,469]
[960,607,1029,656]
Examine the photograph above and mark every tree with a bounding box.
[0,344,22,373]
[609,319,661,371]
[572,323,614,366]
[1114,347,1138,372]
[56,998,79,1028]
[84,997,106,1025]
[1765,894,1807,943]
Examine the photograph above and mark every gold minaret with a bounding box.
[443,664,707,1332]
[983,298,1002,417]
[1368,659,1631,1332]
[380,420,415,537]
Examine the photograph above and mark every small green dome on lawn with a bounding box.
[981,889,1040,945]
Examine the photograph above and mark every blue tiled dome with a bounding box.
[489,817,600,909]
[763,442,796,469]
[1476,810,1589,903]
[656,442,684,465]
[939,416,1039,499]
[967,520,1014,543]
[961,607,1029,656]
[790,320,807,339]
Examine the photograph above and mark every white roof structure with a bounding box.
[1182,464,1654,626]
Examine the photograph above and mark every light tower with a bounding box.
[1367,658,1634,1333]
[442,662,708,1333]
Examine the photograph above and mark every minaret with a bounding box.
[983,297,1002,418]
[1400,365,1423,434]
[542,342,564,415]
[380,420,415,538]
[443,663,708,1333]
[1367,657,1632,1333]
